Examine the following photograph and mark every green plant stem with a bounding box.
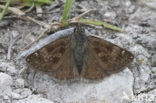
[0,0,11,22]
[62,0,73,26]
[80,19,123,32]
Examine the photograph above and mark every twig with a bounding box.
[73,9,93,20]
[21,16,50,28]
[22,22,63,50]
[68,9,93,23]
[7,35,21,60]
[0,5,25,16]
[25,2,35,13]
[21,28,49,50]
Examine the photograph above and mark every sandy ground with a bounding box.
[0,0,156,103]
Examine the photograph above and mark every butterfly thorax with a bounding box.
[71,27,88,74]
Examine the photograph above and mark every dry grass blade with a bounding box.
[0,5,49,28]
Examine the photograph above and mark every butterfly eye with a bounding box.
[74,26,85,33]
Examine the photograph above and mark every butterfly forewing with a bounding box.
[26,36,78,80]
[81,36,133,80]
[87,36,134,74]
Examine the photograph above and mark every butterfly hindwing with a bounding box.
[81,45,109,80]
[52,48,79,80]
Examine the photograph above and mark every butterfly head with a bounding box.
[73,25,88,41]
[74,25,85,34]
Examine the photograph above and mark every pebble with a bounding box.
[0,73,13,102]
[15,78,25,88]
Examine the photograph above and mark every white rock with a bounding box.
[0,73,13,102]
[15,78,25,88]
[140,0,156,9]
[11,92,20,99]
[125,1,131,7]
[29,68,134,103]
[0,73,12,85]
[151,54,156,67]
[104,11,116,20]
[0,60,18,74]
[15,95,54,103]
[151,67,156,73]
[13,88,32,99]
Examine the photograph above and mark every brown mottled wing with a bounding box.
[81,36,134,80]
[51,48,79,80]
[26,36,78,80]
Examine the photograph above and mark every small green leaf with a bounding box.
[80,19,123,32]
[62,0,73,26]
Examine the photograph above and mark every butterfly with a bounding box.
[26,26,134,81]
